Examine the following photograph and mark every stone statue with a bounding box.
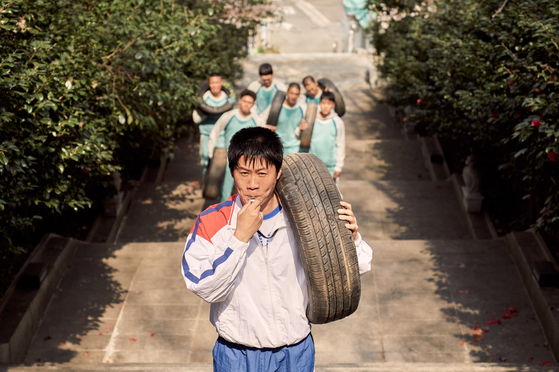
[462,155,481,195]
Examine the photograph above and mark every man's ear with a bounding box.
[276,167,282,180]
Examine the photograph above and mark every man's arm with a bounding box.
[182,219,251,303]
[192,109,205,124]
[338,201,373,275]
[208,110,234,156]
[334,117,346,174]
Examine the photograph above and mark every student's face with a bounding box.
[233,156,281,207]
[286,87,300,106]
[319,99,335,116]
[208,76,223,96]
[303,79,319,97]
[239,95,255,115]
[260,74,273,88]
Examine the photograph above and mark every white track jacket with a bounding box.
[181,195,373,348]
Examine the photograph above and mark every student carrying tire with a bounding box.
[182,127,372,372]
[193,73,235,175]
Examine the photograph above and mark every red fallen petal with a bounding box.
[457,290,462,294]
[98,333,103,336]
[539,361,553,365]
[502,314,511,319]
[436,186,442,189]
[129,338,137,342]
[484,330,489,333]
[465,291,469,294]
[458,341,467,345]
[121,302,125,305]
[496,319,502,324]
[61,342,67,345]
[509,306,519,313]
[105,310,109,313]
[150,333,156,337]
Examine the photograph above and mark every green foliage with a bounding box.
[0,0,269,253]
[369,0,559,234]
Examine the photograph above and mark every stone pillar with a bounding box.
[461,154,484,212]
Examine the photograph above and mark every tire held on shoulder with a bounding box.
[276,153,360,323]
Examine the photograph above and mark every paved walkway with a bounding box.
[17,53,555,369]
[15,0,556,367]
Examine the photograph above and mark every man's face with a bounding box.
[233,156,281,207]
[208,76,223,97]
[319,99,335,116]
[286,86,300,106]
[304,79,319,97]
[260,74,273,88]
[239,95,255,115]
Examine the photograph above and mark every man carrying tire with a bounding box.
[275,83,307,155]
[247,63,287,121]
[181,127,372,372]
[296,91,346,179]
[208,90,265,202]
[301,75,323,105]
[193,73,231,173]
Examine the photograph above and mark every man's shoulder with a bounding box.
[192,197,236,240]
[247,81,261,92]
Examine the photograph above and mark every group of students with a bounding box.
[194,63,346,202]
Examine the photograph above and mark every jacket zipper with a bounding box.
[254,234,280,342]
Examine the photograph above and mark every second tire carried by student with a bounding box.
[299,103,317,151]
[203,147,228,200]
[317,78,345,117]
[276,153,361,324]
[265,90,286,127]
[197,81,234,116]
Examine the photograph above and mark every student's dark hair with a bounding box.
[228,127,283,174]
[287,82,300,91]
[321,91,336,104]
[258,63,273,76]
[240,89,257,101]
[302,75,315,85]
[209,72,221,78]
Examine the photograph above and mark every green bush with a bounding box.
[0,0,271,253]
[369,0,559,235]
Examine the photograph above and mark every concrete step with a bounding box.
[3,363,559,371]
[115,181,204,243]
[343,139,430,181]
[340,180,470,240]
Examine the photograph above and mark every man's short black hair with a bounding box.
[287,82,300,91]
[321,91,336,104]
[240,89,257,101]
[302,76,315,85]
[209,73,221,78]
[259,63,273,76]
[228,127,283,174]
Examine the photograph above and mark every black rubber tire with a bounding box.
[299,103,317,151]
[203,148,228,200]
[266,91,286,127]
[276,153,361,324]
[198,81,234,116]
[317,78,345,117]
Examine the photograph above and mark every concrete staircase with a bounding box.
[6,54,556,370]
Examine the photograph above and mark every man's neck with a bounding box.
[238,109,251,118]
[211,91,222,99]
[285,100,296,107]
[319,111,330,119]
[260,193,280,215]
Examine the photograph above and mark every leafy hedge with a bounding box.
[0,0,271,253]
[369,0,559,236]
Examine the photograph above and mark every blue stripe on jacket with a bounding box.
[182,200,235,284]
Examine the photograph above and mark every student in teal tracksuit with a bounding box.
[301,76,323,105]
[247,63,287,122]
[193,73,229,174]
[208,90,265,201]
[275,83,307,156]
[295,91,345,179]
